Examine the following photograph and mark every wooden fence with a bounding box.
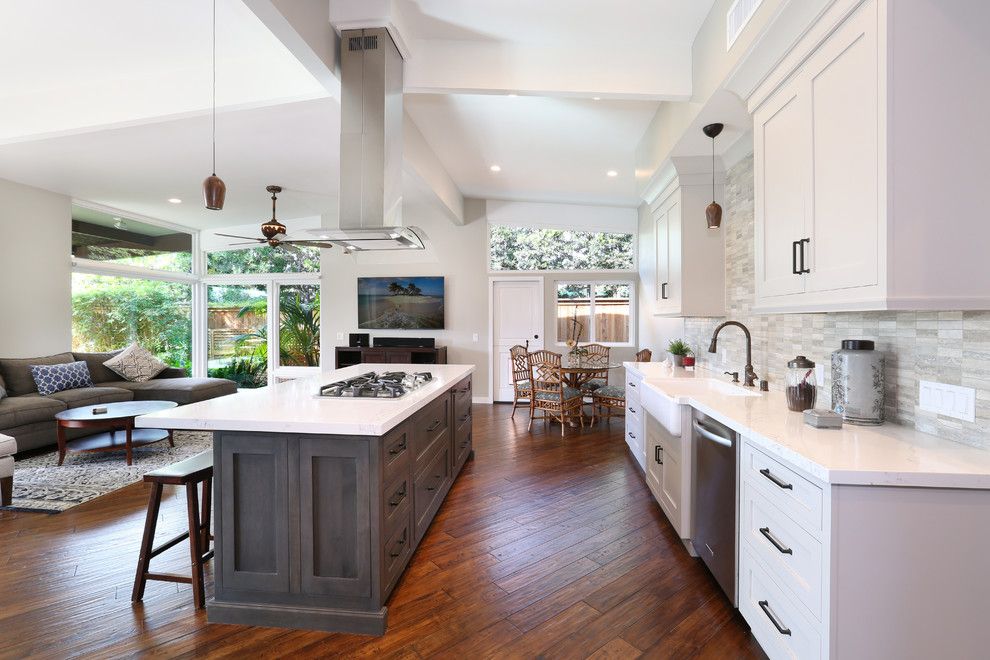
[556,299,629,343]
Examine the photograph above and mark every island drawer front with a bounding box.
[412,395,450,469]
[382,424,411,484]
[454,417,472,473]
[381,508,414,599]
[382,473,412,536]
[454,376,472,419]
[740,545,823,660]
[741,479,824,620]
[414,443,451,542]
[742,440,823,534]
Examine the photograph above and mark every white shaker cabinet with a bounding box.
[643,406,692,543]
[649,173,725,318]
[750,0,990,312]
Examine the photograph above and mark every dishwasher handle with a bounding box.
[693,420,734,448]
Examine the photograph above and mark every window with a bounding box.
[207,245,320,274]
[206,285,268,388]
[557,282,632,345]
[277,284,320,367]
[489,225,634,271]
[71,273,192,369]
[72,206,192,273]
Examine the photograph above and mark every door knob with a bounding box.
[534,334,539,339]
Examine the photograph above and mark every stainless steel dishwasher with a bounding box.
[692,410,738,605]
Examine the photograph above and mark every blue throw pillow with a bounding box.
[30,361,94,396]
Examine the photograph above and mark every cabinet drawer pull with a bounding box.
[389,530,407,558]
[426,419,442,432]
[426,474,442,492]
[792,240,801,275]
[660,282,668,300]
[799,238,811,274]
[388,439,407,456]
[758,600,792,636]
[655,445,663,465]
[759,467,793,490]
[458,414,471,424]
[627,381,636,388]
[759,527,793,555]
[388,484,407,508]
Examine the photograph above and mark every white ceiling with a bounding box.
[0,99,340,229]
[0,0,726,230]
[0,0,326,143]
[405,94,659,206]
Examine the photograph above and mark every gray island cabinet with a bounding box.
[203,372,473,635]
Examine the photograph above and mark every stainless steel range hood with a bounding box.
[310,27,424,251]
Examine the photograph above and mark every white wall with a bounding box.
[320,199,491,396]
[0,178,71,357]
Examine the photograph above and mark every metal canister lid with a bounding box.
[787,355,815,368]
[841,339,875,350]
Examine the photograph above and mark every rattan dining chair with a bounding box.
[528,350,584,435]
[509,345,532,417]
[592,347,652,424]
[579,344,611,393]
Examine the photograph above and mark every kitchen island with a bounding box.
[137,364,475,635]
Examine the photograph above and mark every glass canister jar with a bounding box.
[831,340,884,425]
[785,355,817,412]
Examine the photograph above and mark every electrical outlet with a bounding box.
[472,333,479,342]
[919,380,975,422]
[336,332,344,341]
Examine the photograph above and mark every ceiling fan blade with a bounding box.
[280,243,303,254]
[215,233,262,241]
[229,241,264,246]
[283,240,335,249]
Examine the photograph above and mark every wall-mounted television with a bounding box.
[357,276,445,329]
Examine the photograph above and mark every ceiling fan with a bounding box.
[214,185,336,252]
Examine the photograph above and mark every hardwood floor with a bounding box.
[0,404,766,659]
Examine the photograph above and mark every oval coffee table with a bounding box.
[54,400,178,466]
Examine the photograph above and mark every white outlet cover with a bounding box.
[472,333,479,342]
[919,380,976,422]
[336,332,344,341]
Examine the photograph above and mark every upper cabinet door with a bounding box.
[754,81,809,298]
[655,205,671,306]
[805,3,880,294]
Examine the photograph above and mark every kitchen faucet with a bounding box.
[707,321,759,387]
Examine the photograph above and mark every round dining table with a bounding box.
[559,358,623,389]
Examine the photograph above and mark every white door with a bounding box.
[805,2,879,294]
[492,279,544,402]
[754,80,809,299]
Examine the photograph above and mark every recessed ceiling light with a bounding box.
[490,164,502,173]
[507,93,517,97]
[592,96,601,101]
[606,170,618,177]
[167,198,182,204]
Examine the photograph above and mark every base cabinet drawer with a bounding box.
[742,440,823,533]
[382,424,411,485]
[382,474,411,535]
[380,508,413,599]
[413,444,451,542]
[740,545,823,660]
[741,480,824,619]
[412,396,450,468]
[454,417,472,473]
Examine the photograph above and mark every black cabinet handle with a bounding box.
[760,468,794,490]
[759,527,793,555]
[792,240,801,275]
[799,238,811,274]
[388,484,407,508]
[661,282,668,300]
[655,445,663,465]
[627,381,636,388]
[426,419,441,432]
[388,439,407,456]
[628,407,637,414]
[426,474,442,492]
[458,414,470,424]
[758,600,792,636]
[628,431,636,440]
[389,530,407,558]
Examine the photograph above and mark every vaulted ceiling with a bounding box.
[0,0,719,229]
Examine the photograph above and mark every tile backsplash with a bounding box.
[683,156,990,450]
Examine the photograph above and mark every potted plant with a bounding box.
[667,339,692,367]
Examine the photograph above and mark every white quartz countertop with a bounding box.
[624,362,990,489]
[135,364,475,436]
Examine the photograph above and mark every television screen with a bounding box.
[357,277,445,329]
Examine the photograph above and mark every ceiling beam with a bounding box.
[403,113,465,225]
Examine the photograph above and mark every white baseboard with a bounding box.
[472,396,493,405]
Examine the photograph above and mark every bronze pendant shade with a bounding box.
[703,122,723,230]
[203,0,225,211]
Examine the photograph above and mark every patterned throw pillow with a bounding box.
[30,361,95,396]
[103,343,167,382]
[0,384,7,400]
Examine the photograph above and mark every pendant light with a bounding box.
[703,123,723,230]
[203,0,226,210]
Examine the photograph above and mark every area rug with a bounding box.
[3,431,212,513]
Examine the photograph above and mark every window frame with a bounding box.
[486,222,638,275]
[554,279,636,348]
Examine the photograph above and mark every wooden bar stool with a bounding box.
[132,451,214,609]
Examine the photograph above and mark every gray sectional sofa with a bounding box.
[0,351,237,454]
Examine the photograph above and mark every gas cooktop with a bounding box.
[317,371,433,399]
